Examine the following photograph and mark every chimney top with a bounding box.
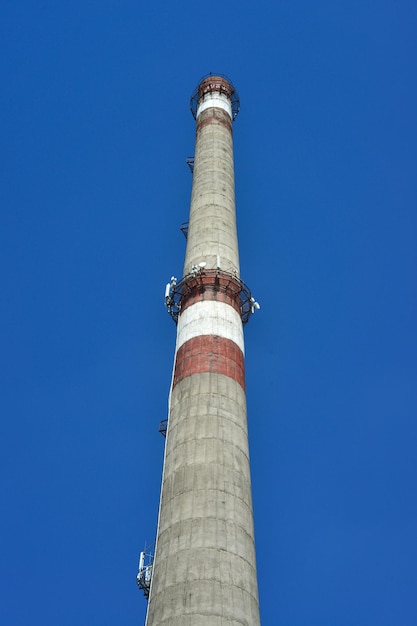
[190,73,240,121]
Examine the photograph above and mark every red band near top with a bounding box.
[173,335,245,390]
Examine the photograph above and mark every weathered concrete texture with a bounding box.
[184,107,240,276]
[145,373,260,626]
[145,78,260,626]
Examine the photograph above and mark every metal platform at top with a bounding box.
[165,268,258,325]
[190,73,240,121]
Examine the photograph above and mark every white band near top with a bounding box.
[176,299,244,354]
[196,91,233,119]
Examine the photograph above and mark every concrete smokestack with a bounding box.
[145,74,261,626]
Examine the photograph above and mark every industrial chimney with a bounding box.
[141,74,261,626]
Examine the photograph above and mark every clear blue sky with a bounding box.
[1,1,416,624]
